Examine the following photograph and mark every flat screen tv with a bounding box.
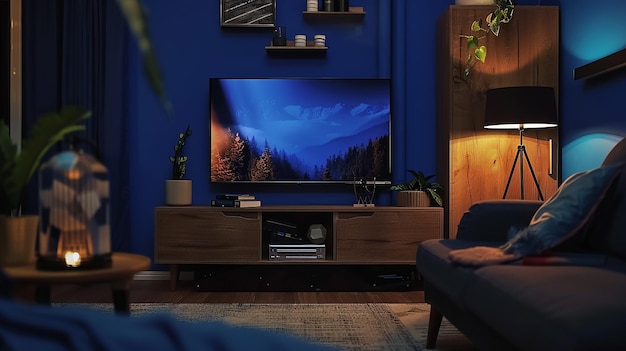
[209,78,392,184]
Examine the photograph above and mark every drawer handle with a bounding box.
[338,212,375,220]
[221,212,258,220]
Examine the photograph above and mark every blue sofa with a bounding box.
[416,137,626,350]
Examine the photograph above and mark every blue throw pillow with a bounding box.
[500,162,624,256]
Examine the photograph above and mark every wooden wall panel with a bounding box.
[437,6,560,238]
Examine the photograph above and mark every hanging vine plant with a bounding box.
[460,0,515,81]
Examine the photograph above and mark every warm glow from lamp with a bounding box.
[65,251,81,267]
[66,169,82,180]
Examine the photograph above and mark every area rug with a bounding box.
[54,303,473,351]
[391,304,478,351]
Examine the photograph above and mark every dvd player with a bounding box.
[269,244,326,261]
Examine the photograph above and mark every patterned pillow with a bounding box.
[500,161,623,256]
[449,161,623,266]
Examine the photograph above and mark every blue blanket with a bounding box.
[0,271,335,351]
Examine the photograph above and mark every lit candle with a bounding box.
[65,251,81,267]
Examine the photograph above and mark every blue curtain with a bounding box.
[23,0,131,252]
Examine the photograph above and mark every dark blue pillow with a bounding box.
[501,162,623,256]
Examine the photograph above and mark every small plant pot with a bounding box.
[166,180,192,206]
[396,191,431,207]
[0,215,38,267]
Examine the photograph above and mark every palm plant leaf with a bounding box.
[117,0,172,117]
[4,107,90,214]
[426,185,444,207]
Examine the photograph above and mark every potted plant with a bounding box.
[165,125,193,205]
[0,106,90,266]
[390,170,444,207]
[460,0,515,81]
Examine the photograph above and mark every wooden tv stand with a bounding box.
[154,205,443,290]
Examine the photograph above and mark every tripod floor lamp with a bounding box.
[484,86,558,201]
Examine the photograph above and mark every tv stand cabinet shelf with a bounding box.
[155,205,443,290]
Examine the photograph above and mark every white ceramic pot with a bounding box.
[455,0,494,5]
[165,179,192,206]
[396,191,431,207]
[0,215,38,267]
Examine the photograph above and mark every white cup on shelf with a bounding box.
[307,0,318,12]
[295,34,307,47]
[314,34,326,47]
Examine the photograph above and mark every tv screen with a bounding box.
[209,78,392,184]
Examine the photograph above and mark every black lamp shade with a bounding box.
[484,86,558,129]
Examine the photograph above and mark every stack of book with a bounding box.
[210,194,261,208]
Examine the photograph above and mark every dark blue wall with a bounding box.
[559,1,626,178]
[127,0,626,266]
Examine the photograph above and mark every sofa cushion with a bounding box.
[601,137,626,166]
[456,200,542,242]
[586,161,626,260]
[448,162,623,266]
[416,239,500,307]
[501,161,623,256]
[464,265,626,350]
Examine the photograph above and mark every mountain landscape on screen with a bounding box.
[210,78,392,184]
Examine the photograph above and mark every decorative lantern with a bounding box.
[37,150,112,270]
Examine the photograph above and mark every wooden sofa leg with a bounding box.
[426,305,443,349]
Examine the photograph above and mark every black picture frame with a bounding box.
[220,0,276,28]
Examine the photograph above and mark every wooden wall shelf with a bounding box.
[265,41,327,57]
[573,48,626,80]
[303,7,365,21]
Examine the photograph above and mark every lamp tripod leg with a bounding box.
[502,147,522,199]
[521,146,545,201]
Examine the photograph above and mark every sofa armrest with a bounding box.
[456,200,542,242]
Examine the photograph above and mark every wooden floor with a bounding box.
[50,279,425,304]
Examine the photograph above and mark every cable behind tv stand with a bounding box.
[154,205,443,290]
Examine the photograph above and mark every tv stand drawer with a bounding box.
[155,208,260,263]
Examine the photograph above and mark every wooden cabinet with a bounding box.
[155,205,442,289]
[335,210,442,262]
[437,6,560,238]
[155,209,260,263]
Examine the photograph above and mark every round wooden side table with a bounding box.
[3,252,151,314]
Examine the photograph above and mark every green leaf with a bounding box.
[466,36,479,50]
[3,107,90,215]
[495,0,515,23]
[471,20,482,32]
[18,107,90,184]
[117,0,173,117]
[474,46,487,63]
[488,12,502,36]
[426,188,444,207]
